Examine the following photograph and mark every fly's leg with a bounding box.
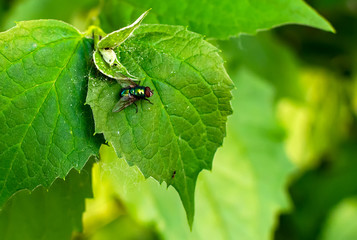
[133,102,138,113]
[144,98,153,105]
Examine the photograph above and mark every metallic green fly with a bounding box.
[112,80,154,113]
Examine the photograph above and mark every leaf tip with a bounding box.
[328,24,336,34]
[188,215,194,231]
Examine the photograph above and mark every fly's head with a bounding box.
[145,87,153,98]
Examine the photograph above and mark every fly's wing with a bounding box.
[113,60,140,80]
[115,78,139,88]
[112,96,136,112]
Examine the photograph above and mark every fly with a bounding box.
[112,80,153,113]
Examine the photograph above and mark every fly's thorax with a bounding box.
[133,86,146,98]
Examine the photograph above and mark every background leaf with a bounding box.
[0,0,98,31]
[0,157,95,240]
[276,68,350,168]
[0,0,11,28]
[218,33,302,100]
[320,197,357,240]
[275,141,357,240]
[82,154,160,240]
[87,216,160,240]
[99,0,334,39]
[0,20,101,208]
[86,24,233,226]
[273,2,357,239]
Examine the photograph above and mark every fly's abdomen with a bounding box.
[120,88,130,97]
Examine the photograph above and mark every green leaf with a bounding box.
[92,10,150,80]
[99,0,334,39]
[93,49,138,80]
[86,24,233,226]
[94,68,294,239]
[97,9,150,49]
[0,20,100,208]
[0,157,95,240]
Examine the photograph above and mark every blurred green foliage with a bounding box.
[274,0,357,239]
[218,33,302,100]
[0,0,98,31]
[320,197,357,240]
[276,142,357,240]
[276,0,357,77]
[0,158,95,240]
[89,217,159,240]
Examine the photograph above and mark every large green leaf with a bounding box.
[0,20,100,208]
[92,68,294,239]
[0,157,95,240]
[99,0,334,39]
[86,24,233,226]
